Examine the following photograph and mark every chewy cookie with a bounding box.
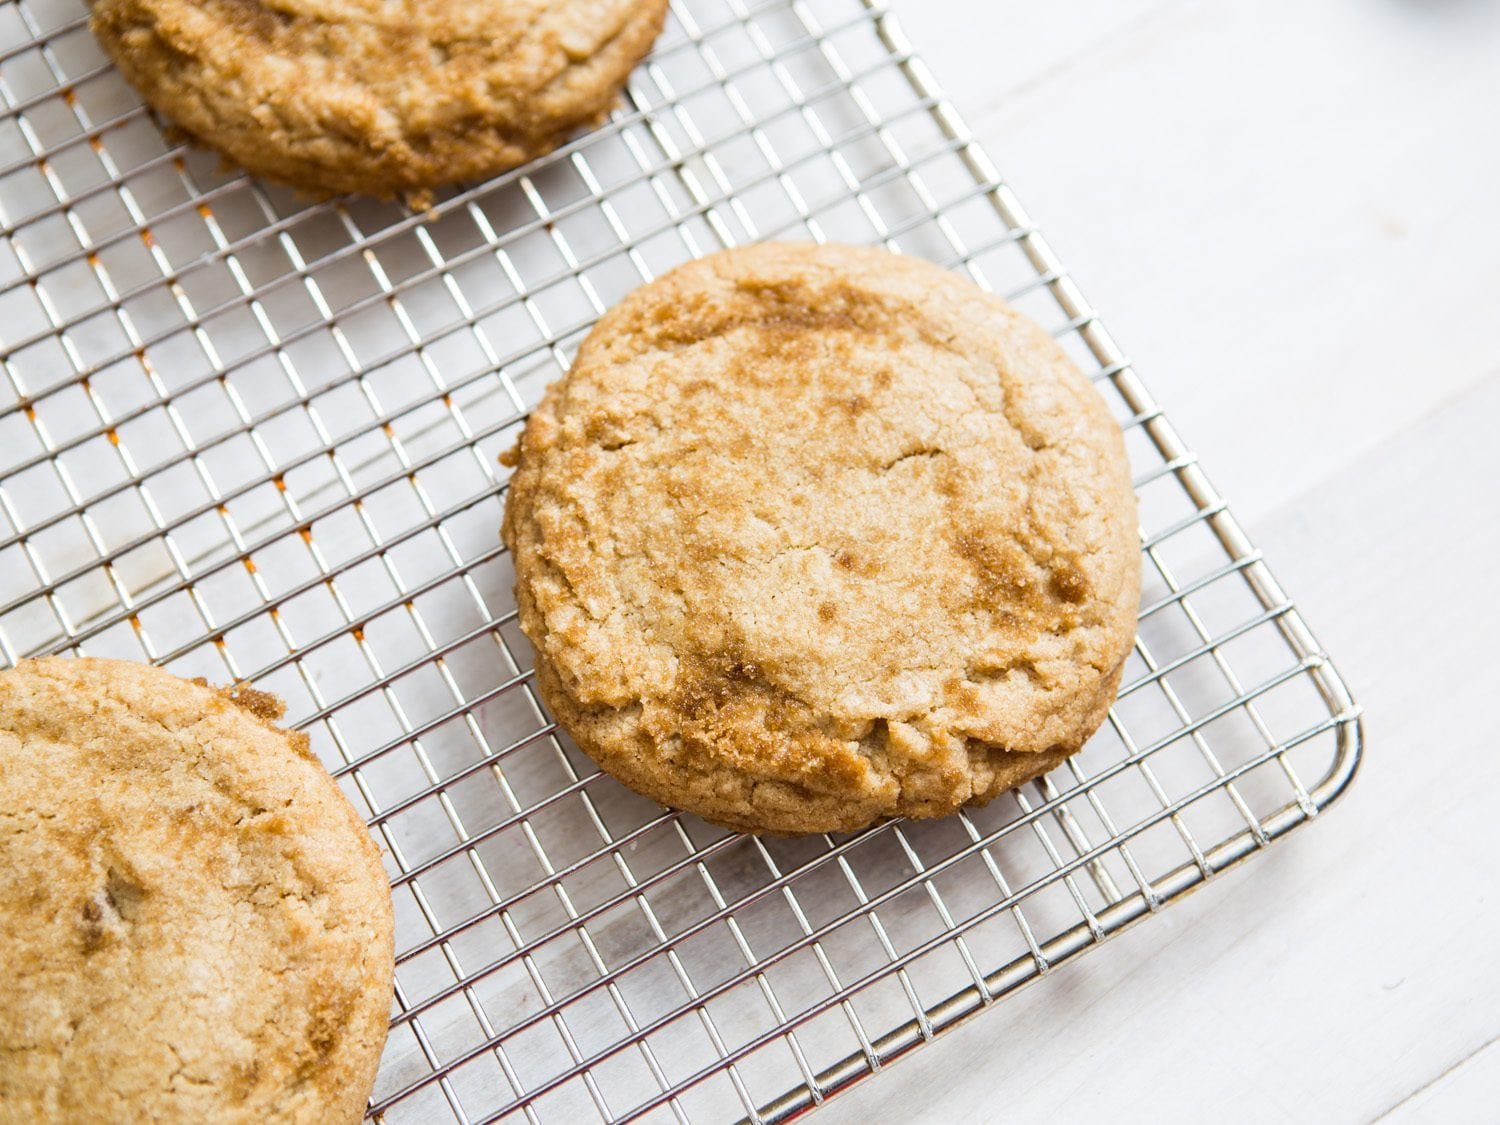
[90,0,670,202]
[0,657,393,1123]
[501,242,1141,835]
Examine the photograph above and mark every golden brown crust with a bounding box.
[89,0,670,201]
[0,657,394,1123]
[501,243,1141,835]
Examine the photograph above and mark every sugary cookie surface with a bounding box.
[502,242,1141,835]
[90,0,669,200]
[0,657,393,1123]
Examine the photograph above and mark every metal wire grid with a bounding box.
[0,0,1361,1119]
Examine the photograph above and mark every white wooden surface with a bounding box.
[822,0,1500,1120]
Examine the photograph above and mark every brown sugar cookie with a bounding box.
[501,242,1141,835]
[0,657,394,1122]
[90,0,670,202]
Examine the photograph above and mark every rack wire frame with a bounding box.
[0,0,1362,1120]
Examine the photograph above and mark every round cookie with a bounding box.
[0,657,394,1123]
[90,0,670,202]
[501,242,1141,836]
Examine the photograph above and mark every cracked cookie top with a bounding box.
[502,242,1140,835]
[90,0,669,201]
[0,657,393,1122]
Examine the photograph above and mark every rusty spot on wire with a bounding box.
[197,203,213,220]
[106,428,119,446]
[243,557,257,575]
[127,614,142,633]
[60,88,76,107]
[299,528,313,544]
[273,474,286,492]
[140,228,155,249]
[351,626,365,643]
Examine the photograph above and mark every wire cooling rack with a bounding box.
[0,0,1362,1120]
